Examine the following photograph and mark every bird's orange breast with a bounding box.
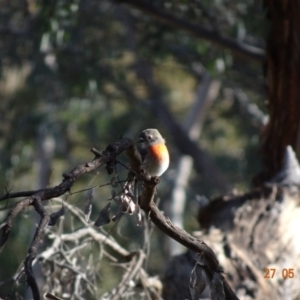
[148,144,169,161]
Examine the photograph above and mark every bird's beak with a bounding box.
[138,137,145,143]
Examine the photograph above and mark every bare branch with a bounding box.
[109,250,146,300]
[116,0,265,62]
[45,293,63,300]
[233,87,268,128]
[0,138,133,203]
[126,144,238,300]
[0,137,134,299]
[1,136,238,299]
[0,190,38,201]
[24,197,50,300]
[0,137,133,250]
[58,227,129,257]
[169,74,221,255]
[0,198,34,251]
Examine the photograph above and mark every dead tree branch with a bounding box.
[0,137,133,299]
[24,197,50,300]
[0,137,238,299]
[0,138,133,250]
[126,144,239,300]
[116,0,265,62]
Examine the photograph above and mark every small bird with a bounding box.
[138,128,169,177]
[112,129,169,222]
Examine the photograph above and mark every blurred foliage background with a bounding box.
[0,0,267,297]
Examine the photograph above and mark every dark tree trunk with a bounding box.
[259,0,300,184]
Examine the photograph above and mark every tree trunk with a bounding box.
[259,0,300,184]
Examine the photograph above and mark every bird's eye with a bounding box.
[148,135,153,140]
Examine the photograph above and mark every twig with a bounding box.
[43,227,129,258]
[110,250,146,300]
[0,138,134,299]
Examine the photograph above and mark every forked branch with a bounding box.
[0,137,238,300]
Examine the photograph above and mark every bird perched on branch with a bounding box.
[112,129,169,223]
[138,128,170,177]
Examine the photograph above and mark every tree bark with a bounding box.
[259,0,300,184]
